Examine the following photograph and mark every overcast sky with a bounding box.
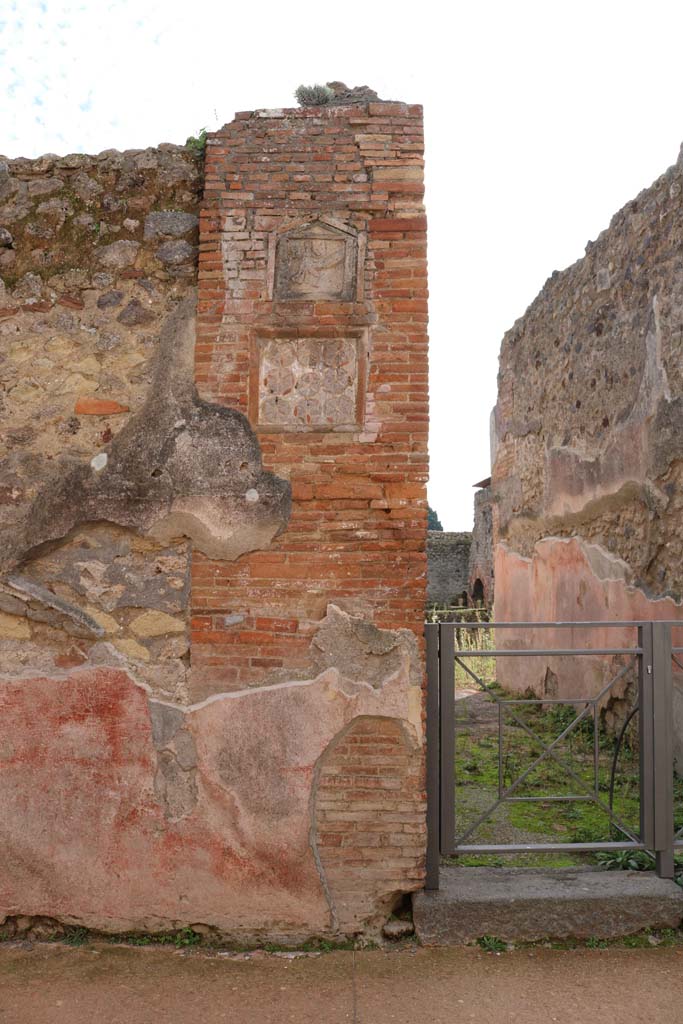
[2,0,682,529]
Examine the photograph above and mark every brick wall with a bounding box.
[314,716,424,932]
[193,102,429,695]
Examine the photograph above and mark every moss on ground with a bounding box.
[450,680,683,866]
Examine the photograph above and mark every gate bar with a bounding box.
[449,620,674,628]
[450,841,648,855]
[454,648,642,657]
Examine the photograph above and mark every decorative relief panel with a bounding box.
[251,333,366,432]
[272,220,359,301]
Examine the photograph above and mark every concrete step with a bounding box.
[413,866,683,945]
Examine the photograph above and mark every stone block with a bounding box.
[413,867,683,944]
[130,610,186,638]
[255,335,362,431]
[0,611,30,639]
[143,211,198,240]
[96,240,140,269]
[113,638,150,662]
[84,606,120,634]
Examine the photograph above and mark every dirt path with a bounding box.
[1,942,682,1024]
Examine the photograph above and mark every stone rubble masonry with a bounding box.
[425,487,494,609]
[491,144,683,695]
[0,145,202,695]
[426,531,471,605]
[194,102,428,695]
[0,98,429,941]
[468,484,493,605]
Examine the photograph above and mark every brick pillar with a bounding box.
[193,101,428,696]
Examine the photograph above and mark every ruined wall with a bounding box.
[492,145,683,693]
[0,98,428,942]
[426,531,471,605]
[468,484,493,605]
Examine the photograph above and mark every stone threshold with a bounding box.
[412,866,683,945]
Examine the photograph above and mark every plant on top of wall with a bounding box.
[295,84,333,107]
[185,127,208,157]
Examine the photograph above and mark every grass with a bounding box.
[262,938,361,953]
[451,852,579,869]
[473,927,683,952]
[426,606,496,690]
[444,619,683,864]
[595,850,654,871]
[448,653,670,862]
[52,926,204,949]
[0,926,366,955]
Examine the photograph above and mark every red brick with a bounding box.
[369,217,427,233]
[74,397,130,416]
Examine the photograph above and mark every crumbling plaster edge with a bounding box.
[0,657,412,711]
[497,536,683,608]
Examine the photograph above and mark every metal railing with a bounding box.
[425,620,681,889]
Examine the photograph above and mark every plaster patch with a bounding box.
[0,644,422,939]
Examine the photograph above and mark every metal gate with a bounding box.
[425,620,683,889]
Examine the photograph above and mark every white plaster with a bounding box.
[629,294,672,424]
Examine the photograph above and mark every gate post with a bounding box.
[438,622,456,857]
[652,621,674,879]
[639,623,655,853]
[425,623,440,889]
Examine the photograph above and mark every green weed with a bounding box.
[477,935,507,953]
[63,927,89,947]
[262,937,357,953]
[115,933,154,946]
[595,850,653,871]
[173,927,201,948]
